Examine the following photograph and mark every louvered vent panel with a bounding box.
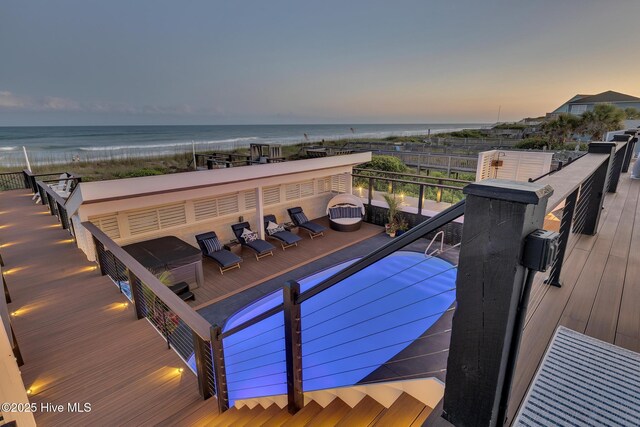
[194,198,218,221]
[90,214,121,240]
[263,186,281,205]
[244,191,256,210]
[285,183,300,201]
[300,181,314,198]
[331,175,347,193]
[158,204,187,229]
[127,209,159,235]
[317,177,331,193]
[514,326,640,426]
[217,193,239,216]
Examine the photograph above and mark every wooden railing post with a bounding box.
[607,136,628,193]
[417,184,425,220]
[127,270,145,320]
[545,188,578,287]
[367,177,374,223]
[192,332,214,400]
[211,325,229,413]
[283,280,303,414]
[621,130,638,173]
[440,179,553,427]
[582,142,616,235]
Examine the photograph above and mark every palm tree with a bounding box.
[541,113,580,147]
[579,104,625,140]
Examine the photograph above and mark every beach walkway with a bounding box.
[1,189,218,426]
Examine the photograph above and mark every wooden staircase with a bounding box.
[205,379,440,426]
[207,392,431,426]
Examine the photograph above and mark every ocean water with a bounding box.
[0,124,485,166]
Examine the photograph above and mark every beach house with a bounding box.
[550,90,640,116]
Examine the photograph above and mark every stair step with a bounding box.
[260,405,293,427]
[280,401,323,427]
[305,398,351,427]
[335,395,386,427]
[240,403,281,427]
[210,406,251,427]
[371,393,427,426]
[410,406,434,426]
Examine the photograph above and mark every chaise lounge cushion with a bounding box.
[244,239,275,255]
[287,207,327,235]
[195,231,242,268]
[298,221,326,234]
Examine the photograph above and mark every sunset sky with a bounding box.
[1,0,639,125]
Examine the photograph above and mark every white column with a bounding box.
[255,186,265,240]
[345,172,353,195]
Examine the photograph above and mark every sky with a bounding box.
[1,0,639,126]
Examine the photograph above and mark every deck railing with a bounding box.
[35,176,81,233]
[352,170,468,226]
[0,171,30,191]
[82,222,217,400]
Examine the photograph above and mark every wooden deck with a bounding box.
[507,172,640,423]
[0,190,218,426]
[192,218,383,309]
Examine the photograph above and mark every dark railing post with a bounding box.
[621,131,638,173]
[417,184,425,220]
[211,325,230,413]
[92,236,107,276]
[606,137,627,193]
[127,270,145,320]
[440,179,552,427]
[3,272,11,304]
[545,188,578,287]
[10,323,24,367]
[582,142,616,235]
[283,280,303,414]
[192,332,214,399]
[367,177,374,223]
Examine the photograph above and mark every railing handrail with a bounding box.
[349,148,479,160]
[0,171,25,176]
[538,148,615,215]
[351,173,465,191]
[353,168,473,184]
[528,152,588,183]
[81,221,212,340]
[37,180,69,207]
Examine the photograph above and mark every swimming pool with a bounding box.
[219,251,457,403]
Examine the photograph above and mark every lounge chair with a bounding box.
[287,207,326,239]
[263,214,302,250]
[231,222,276,260]
[326,194,365,232]
[195,232,242,274]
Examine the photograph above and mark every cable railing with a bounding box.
[82,221,217,402]
[36,176,81,233]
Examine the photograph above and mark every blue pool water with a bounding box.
[219,251,457,403]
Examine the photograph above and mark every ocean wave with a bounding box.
[78,137,260,151]
[0,146,17,151]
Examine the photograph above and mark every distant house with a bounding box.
[550,90,640,116]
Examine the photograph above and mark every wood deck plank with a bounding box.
[506,172,640,424]
[0,190,217,426]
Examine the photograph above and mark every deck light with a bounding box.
[121,302,129,308]
[177,368,184,374]
[26,389,32,395]
[11,311,18,317]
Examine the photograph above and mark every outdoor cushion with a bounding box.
[245,239,275,254]
[202,236,223,254]
[292,212,309,225]
[270,230,302,245]
[329,205,362,219]
[266,221,286,235]
[299,221,326,234]
[208,249,242,268]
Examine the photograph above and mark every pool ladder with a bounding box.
[424,231,460,259]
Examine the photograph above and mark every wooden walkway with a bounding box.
[0,190,217,426]
[507,172,640,423]
[193,218,383,308]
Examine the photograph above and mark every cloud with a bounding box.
[0,90,224,116]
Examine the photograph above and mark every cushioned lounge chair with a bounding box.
[287,207,326,239]
[231,222,276,260]
[263,214,302,250]
[195,231,242,274]
[326,194,365,232]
